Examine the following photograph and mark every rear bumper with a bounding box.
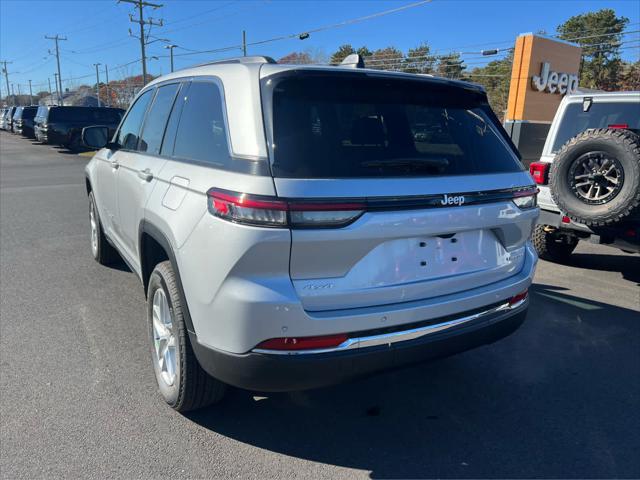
[539,208,640,252]
[191,300,528,392]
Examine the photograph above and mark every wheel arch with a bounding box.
[139,221,195,333]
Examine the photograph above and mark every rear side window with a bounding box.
[91,109,123,124]
[13,107,23,120]
[171,80,230,166]
[266,75,522,178]
[552,101,640,152]
[115,89,154,150]
[139,83,180,155]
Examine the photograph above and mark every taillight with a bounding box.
[508,289,528,306]
[529,162,549,185]
[608,124,629,129]
[512,187,538,210]
[207,188,365,228]
[256,333,349,351]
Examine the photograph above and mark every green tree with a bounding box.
[402,43,435,74]
[436,53,466,79]
[368,46,404,71]
[468,53,514,120]
[556,9,629,90]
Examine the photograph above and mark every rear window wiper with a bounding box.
[361,157,450,169]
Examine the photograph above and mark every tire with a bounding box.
[88,192,120,265]
[549,128,640,226]
[67,133,85,152]
[532,225,578,263]
[147,261,226,412]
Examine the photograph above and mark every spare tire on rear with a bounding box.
[549,128,640,226]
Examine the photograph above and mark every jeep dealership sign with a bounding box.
[531,62,579,95]
[506,33,582,123]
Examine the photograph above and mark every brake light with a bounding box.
[207,188,365,228]
[508,289,528,306]
[529,162,549,185]
[512,187,538,209]
[608,124,629,129]
[256,333,349,351]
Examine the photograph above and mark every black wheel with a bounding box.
[67,134,85,152]
[88,191,120,265]
[147,261,226,412]
[550,129,640,226]
[532,225,578,263]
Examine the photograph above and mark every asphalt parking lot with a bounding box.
[1,131,639,479]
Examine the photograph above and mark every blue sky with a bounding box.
[1,0,639,95]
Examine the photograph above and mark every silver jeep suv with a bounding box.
[83,56,539,411]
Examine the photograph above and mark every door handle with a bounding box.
[111,161,119,170]
[138,168,154,182]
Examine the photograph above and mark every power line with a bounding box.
[170,0,434,58]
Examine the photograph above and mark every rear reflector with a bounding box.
[509,290,528,306]
[529,162,549,185]
[256,333,349,351]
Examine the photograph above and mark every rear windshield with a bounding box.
[48,107,123,123]
[265,74,522,178]
[22,107,37,119]
[553,101,640,152]
[35,106,50,122]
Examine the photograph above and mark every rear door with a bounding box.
[262,71,538,311]
[116,82,181,259]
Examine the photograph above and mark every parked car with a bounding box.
[1,106,16,131]
[530,92,640,261]
[37,106,124,151]
[33,106,51,142]
[11,107,25,134]
[15,106,38,138]
[83,56,538,412]
[0,108,7,130]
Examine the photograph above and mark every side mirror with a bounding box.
[82,125,115,150]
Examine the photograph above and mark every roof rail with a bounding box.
[190,55,276,69]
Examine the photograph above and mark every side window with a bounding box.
[138,83,180,155]
[172,80,230,167]
[115,89,154,150]
[160,82,188,157]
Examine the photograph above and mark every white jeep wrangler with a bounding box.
[530,91,640,261]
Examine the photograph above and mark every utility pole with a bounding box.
[54,73,61,105]
[242,30,247,56]
[104,65,110,106]
[164,44,176,72]
[120,0,163,86]
[1,60,12,105]
[28,80,33,105]
[48,77,52,103]
[93,63,102,107]
[10,84,15,105]
[45,34,67,104]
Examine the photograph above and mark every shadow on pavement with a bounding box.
[566,251,640,284]
[185,285,639,478]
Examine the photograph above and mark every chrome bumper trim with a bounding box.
[253,298,527,356]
